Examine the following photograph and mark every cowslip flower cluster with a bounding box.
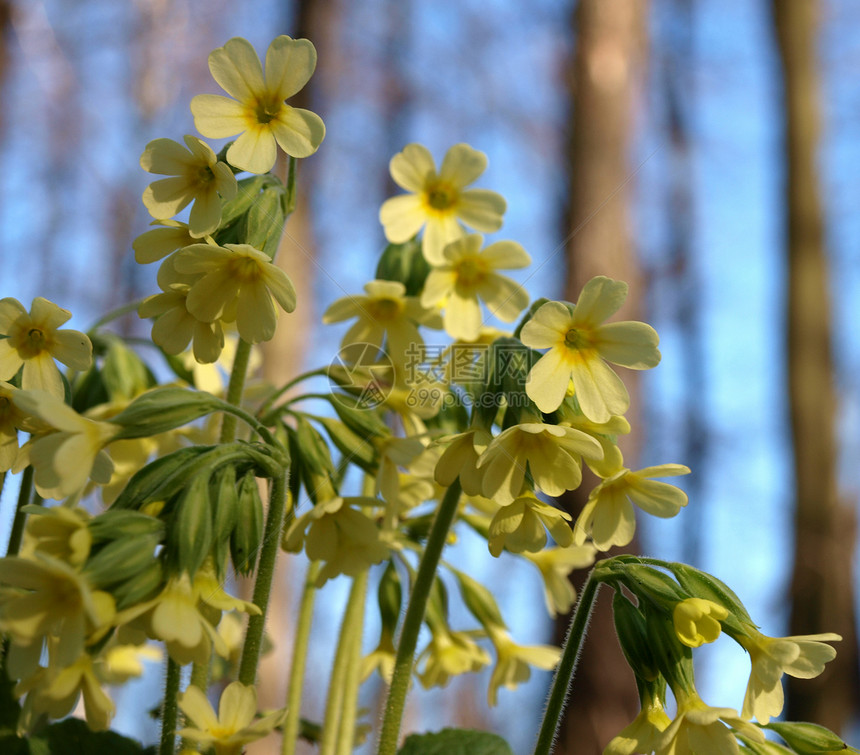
[0,33,849,755]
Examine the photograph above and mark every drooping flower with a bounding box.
[485,626,560,707]
[673,598,728,648]
[487,493,573,557]
[380,143,507,264]
[191,35,325,174]
[20,506,91,567]
[573,462,690,551]
[0,297,92,399]
[172,242,297,344]
[417,627,491,689]
[420,235,530,340]
[0,555,115,670]
[0,381,27,472]
[11,390,118,500]
[604,694,672,755]
[477,422,603,505]
[178,681,286,755]
[139,253,225,364]
[738,630,841,724]
[655,690,764,755]
[140,135,237,237]
[523,544,597,616]
[434,428,493,497]
[322,279,437,363]
[520,277,661,421]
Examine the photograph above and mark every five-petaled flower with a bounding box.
[520,277,660,422]
[191,35,325,174]
[380,143,507,264]
[0,297,92,399]
[140,135,238,237]
[421,234,530,341]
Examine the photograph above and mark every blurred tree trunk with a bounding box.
[553,1,647,753]
[771,0,860,732]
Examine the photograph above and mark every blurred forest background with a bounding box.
[1,0,859,753]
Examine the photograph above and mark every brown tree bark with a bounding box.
[771,0,860,732]
[553,2,648,753]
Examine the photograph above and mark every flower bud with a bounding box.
[83,533,161,589]
[672,598,728,648]
[377,561,402,635]
[231,473,264,575]
[375,238,430,296]
[87,510,165,542]
[453,569,506,631]
[111,387,220,439]
[168,474,214,577]
[766,722,856,754]
[612,592,660,682]
[318,417,376,473]
[113,558,165,609]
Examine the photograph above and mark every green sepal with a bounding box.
[611,563,689,613]
[241,185,285,259]
[111,387,220,439]
[377,560,403,634]
[451,568,506,631]
[87,510,165,542]
[375,238,431,297]
[642,601,696,697]
[83,533,162,590]
[766,721,857,754]
[612,592,660,682]
[230,472,264,575]
[167,474,213,577]
[99,336,158,403]
[668,562,756,635]
[112,558,165,610]
[316,417,377,474]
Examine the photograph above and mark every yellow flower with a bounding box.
[285,497,389,586]
[520,278,660,421]
[656,691,764,755]
[380,143,507,264]
[573,463,690,551]
[673,598,728,648]
[140,135,237,237]
[487,493,573,557]
[738,630,841,724]
[114,572,240,666]
[0,381,27,472]
[477,422,603,505]
[322,279,436,361]
[139,254,226,364]
[523,544,597,616]
[133,219,199,264]
[0,297,92,398]
[99,641,162,685]
[0,555,114,669]
[486,626,560,707]
[362,632,397,683]
[420,235,530,340]
[434,428,492,497]
[20,506,91,567]
[604,696,672,755]
[417,628,491,689]
[191,35,325,174]
[178,681,286,755]
[26,652,115,731]
[173,242,297,343]
[11,390,117,500]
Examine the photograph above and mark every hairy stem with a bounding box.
[159,657,182,755]
[376,480,462,755]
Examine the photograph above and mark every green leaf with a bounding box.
[3,717,148,754]
[398,729,514,755]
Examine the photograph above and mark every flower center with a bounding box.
[228,256,264,283]
[564,328,585,349]
[196,165,215,185]
[454,256,487,288]
[254,97,283,125]
[425,181,457,211]
[369,297,403,321]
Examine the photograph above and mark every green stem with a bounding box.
[238,472,289,685]
[282,560,322,755]
[336,569,369,755]
[320,571,368,755]
[188,658,209,691]
[5,466,34,556]
[159,657,182,755]
[257,368,328,421]
[219,339,253,444]
[376,480,462,755]
[88,299,145,331]
[532,568,601,755]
